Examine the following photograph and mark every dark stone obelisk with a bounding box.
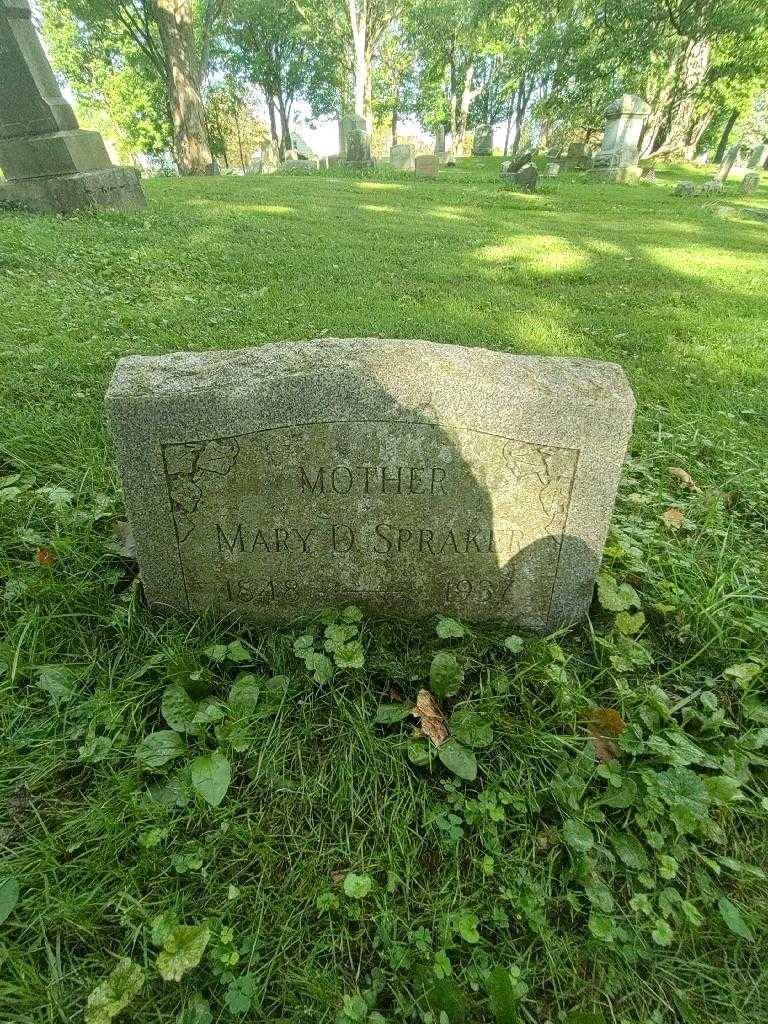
[0,0,145,212]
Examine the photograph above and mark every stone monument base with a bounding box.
[0,166,145,213]
[588,165,642,184]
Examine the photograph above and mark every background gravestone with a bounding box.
[106,338,635,633]
[739,172,760,194]
[747,144,768,169]
[562,142,592,171]
[434,126,446,161]
[715,144,741,182]
[390,143,415,171]
[472,124,493,155]
[345,128,372,167]
[0,0,145,213]
[591,94,650,182]
[338,113,366,160]
[414,154,438,178]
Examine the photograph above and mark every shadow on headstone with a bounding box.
[107,339,634,634]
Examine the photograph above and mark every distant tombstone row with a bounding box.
[0,0,145,213]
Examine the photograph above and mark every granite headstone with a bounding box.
[106,338,635,632]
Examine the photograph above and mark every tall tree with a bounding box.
[299,0,401,126]
[152,0,213,172]
[40,0,227,172]
[222,0,318,155]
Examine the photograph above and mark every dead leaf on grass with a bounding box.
[668,466,701,492]
[411,689,449,747]
[586,707,626,762]
[662,508,685,531]
[34,546,56,567]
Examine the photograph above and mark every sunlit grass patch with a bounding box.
[0,158,767,1024]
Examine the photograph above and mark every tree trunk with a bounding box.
[714,108,738,162]
[457,65,475,151]
[683,110,712,161]
[266,95,279,145]
[234,111,246,171]
[348,0,368,125]
[652,40,710,159]
[152,0,213,175]
[503,97,514,156]
[277,96,292,155]
[391,95,398,145]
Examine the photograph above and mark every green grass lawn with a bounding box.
[1,158,767,1024]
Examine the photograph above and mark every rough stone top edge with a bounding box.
[106,337,635,409]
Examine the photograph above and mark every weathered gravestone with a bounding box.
[472,125,493,156]
[345,128,372,167]
[106,338,635,632]
[501,162,538,191]
[414,154,438,178]
[592,95,650,167]
[506,149,536,173]
[739,172,760,194]
[0,0,145,213]
[674,181,696,196]
[562,143,592,171]
[546,162,560,177]
[390,143,415,171]
[434,126,446,161]
[338,113,366,160]
[640,169,656,183]
[747,144,768,170]
[282,158,319,173]
[591,95,650,183]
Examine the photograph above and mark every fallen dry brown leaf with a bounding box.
[668,466,701,492]
[586,707,626,762]
[34,546,56,567]
[411,689,449,747]
[662,508,685,531]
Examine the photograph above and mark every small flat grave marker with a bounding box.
[107,339,634,631]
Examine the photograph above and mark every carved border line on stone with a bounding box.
[160,419,580,628]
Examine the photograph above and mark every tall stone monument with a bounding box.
[591,94,651,182]
[434,126,446,161]
[106,338,635,633]
[0,0,145,213]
